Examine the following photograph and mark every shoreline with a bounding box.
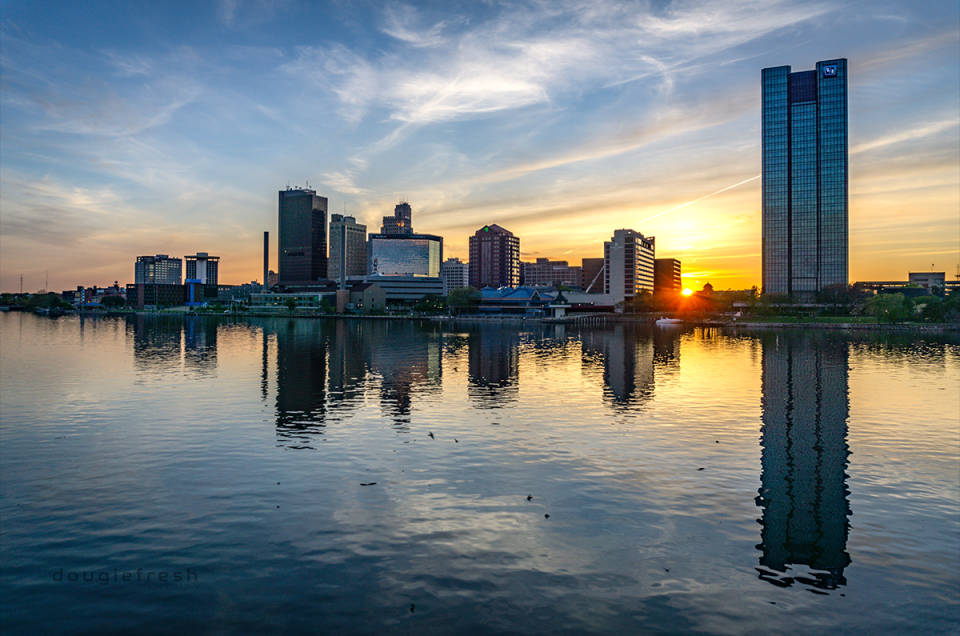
[57,310,960,333]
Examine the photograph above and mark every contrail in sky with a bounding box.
[637,174,761,224]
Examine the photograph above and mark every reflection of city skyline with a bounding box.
[274,320,329,441]
[129,314,218,376]
[580,324,656,409]
[756,332,851,590]
[269,319,443,443]
[467,328,520,408]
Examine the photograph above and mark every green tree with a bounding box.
[25,293,70,310]
[319,298,334,314]
[414,294,445,314]
[446,287,479,314]
[101,295,125,308]
[285,297,297,312]
[864,293,912,323]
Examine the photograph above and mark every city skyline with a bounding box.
[1,1,958,292]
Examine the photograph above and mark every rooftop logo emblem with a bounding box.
[822,65,837,77]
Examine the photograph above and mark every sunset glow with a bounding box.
[682,288,694,297]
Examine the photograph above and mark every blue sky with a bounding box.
[1,0,957,290]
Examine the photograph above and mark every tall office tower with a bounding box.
[134,254,182,285]
[654,258,682,294]
[185,252,220,285]
[381,201,414,235]
[278,187,328,284]
[440,257,469,293]
[603,229,655,302]
[469,224,520,289]
[756,332,851,589]
[329,214,368,283]
[581,257,604,293]
[762,59,848,297]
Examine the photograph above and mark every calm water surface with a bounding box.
[1,313,958,634]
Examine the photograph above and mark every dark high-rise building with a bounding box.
[469,225,520,289]
[134,254,182,285]
[381,201,413,235]
[581,257,604,293]
[762,59,848,297]
[329,214,367,282]
[654,258,682,294]
[278,187,328,285]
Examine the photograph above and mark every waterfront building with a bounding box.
[520,258,582,288]
[185,252,219,286]
[134,254,182,285]
[654,258,682,294]
[363,275,443,303]
[126,283,183,309]
[381,201,414,235]
[329,214,368,283]
[469,225,520,289]
[603,229,655,302]
[908,272,946,293]
[440,257,469,294]
[762,59,848,297]
[278,187,328,285]
[368,233,442,277]
[348,282,386,312]
[581,257,604,293]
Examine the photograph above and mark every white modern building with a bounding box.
[440,257,469,294]
[604,229,655,303]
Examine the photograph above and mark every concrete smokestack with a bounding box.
[263,231,269,289]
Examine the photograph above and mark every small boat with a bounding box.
[656,317,684,326]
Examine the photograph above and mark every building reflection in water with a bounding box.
[755,332,851,590]
[183,316,218,373]
[274,320,330,445]
[271,320,442,441]
[580,324,655,409]
[467,328,519,408]
[365,322,441,425]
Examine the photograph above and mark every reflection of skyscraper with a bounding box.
[183,316,218,373]
[468,328,519,408]
[581,325,654,409]
[756,332,851,589]
[327,320,369,414]
[128,314,183,372]
[365,322,442,422]
[275,320,329,441]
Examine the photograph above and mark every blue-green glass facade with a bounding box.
[762,59,848,296]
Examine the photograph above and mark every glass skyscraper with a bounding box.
[762,59,848,297]
[278,187,328,285]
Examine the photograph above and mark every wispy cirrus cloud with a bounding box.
[851,118,959,154]
[380,3,458,48]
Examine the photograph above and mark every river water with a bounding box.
[1,313,958,633]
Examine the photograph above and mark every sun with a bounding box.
[682,288,693,296]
